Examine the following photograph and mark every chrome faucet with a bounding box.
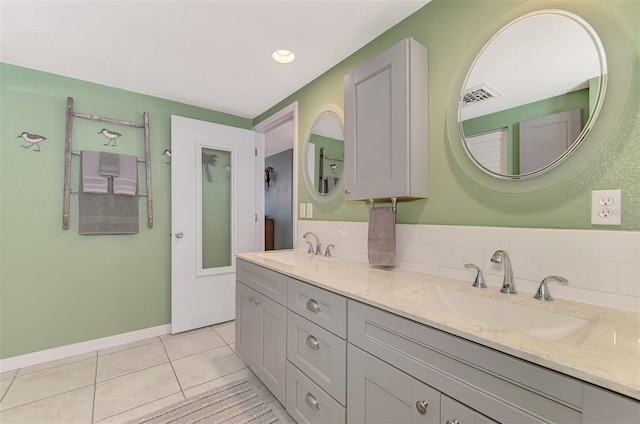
[491,250,516,294]
[303,232,322,255]
[534,276,568,301]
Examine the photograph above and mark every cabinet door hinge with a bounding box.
[255,148,258,157]
[255,214,258,222]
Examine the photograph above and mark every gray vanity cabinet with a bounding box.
[343,37,428,201]
[235,260,287,405]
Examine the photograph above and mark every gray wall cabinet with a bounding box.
[236,260,640,423]
[343,37,428,201]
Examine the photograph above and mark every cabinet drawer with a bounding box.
[236,259,287,305]
[287,311,347,405]
[286,361,346,424]
[348,300,581,424]
[287,278,347,338]
[441,395,496,424]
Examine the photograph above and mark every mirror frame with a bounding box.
[447,1,634,193]
[458,10,607,180]
[302,104,345,202]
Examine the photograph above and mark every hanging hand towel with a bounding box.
[81,151,108,193]
[99,151,120,177]
[368,206,396,267]
[113,154,138,196]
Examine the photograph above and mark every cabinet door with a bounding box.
[344,38,428,201]
[256,292,287,404]
[440,395,496,424]
[235,282,260,368]
[348,344,440,424]
[235,281,287,405]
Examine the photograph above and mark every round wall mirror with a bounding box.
[303,106,344,201]
[458,10,607,179]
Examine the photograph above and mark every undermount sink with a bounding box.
[429,286,591,344]
[256,251,298,266]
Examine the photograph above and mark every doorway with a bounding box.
[253,102,298,251]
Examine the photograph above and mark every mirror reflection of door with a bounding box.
[306,111,344,196]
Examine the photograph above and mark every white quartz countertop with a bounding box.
[237,250,640,401]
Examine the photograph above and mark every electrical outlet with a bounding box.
[299,203,306,218]
[306,203,313,219]
[591,189,621,225]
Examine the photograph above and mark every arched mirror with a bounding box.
[303,106,344,201]
[458,10,607,179]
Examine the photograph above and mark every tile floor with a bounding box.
[0,321,295,423]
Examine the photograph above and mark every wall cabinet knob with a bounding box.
[174,231,184,239]
[415,400,429,415]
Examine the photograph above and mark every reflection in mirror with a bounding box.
[459,10,607,179]
[306,111,344,196]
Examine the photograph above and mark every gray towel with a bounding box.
[368,207,396,267]
[100,151,120,177]
[113,154,138,196]
[81,151,108,193]
[79,154,139,235]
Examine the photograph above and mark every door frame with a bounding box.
[253,102,299,249]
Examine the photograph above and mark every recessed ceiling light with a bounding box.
[272,49,295,64]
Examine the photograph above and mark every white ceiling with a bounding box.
[0,0,430,120]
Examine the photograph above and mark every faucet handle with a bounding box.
[324,244,335,257]
[534,276,568,301]
[464,263,487,288]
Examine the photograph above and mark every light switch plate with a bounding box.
[299,203,306,218]
[591,189,621,225]
[306,203,313,219]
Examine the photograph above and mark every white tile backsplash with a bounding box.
[297,221,640,312]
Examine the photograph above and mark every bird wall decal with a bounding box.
[98,128,122,146]
[17,132,47,152]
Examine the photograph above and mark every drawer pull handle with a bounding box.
[415,400,429,415]
[306,299,321,313]
[445,420,460,424]
[305,335,320,350]
[249,296,255,302]
[254,299,261,305]
[305,393,320,410]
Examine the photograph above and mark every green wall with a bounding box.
[256,0,639,230]
[0,63,251,359]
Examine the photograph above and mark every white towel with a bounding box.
[368,207,396,267]
[81,151,108,194]
[113,154,138,196]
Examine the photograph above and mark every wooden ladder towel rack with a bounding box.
[63,96,153,230]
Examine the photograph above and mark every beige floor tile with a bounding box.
[97,341,168,382]
[161,328,226,361]
[0,358,96,411]
[16,351,96,376]
[171,345,246,390]
[98,336,160,356]
[0,385,94,424]
[93,363,181,422]
[160,326,212,341]
[1,378,13,400]
[94,392,184,423]
[212,320,236,345]
[0,370,18,381]
[183,367,275,405]
[267,399,296,423]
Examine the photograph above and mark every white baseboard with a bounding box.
[0,324,171,373]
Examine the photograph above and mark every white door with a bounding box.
[171,115,263,334]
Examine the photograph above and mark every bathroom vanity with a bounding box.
[235,250,639,423]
